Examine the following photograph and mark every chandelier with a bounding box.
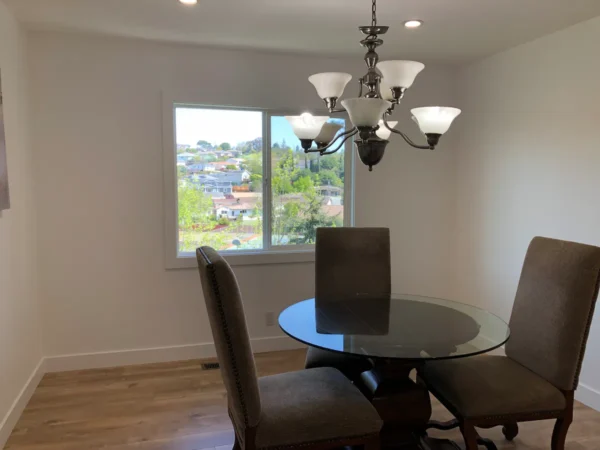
[285,0,461,171]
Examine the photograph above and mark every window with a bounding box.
[163,102,353,267]
[270,116,347,247]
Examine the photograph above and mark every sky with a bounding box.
[175,107,300,149]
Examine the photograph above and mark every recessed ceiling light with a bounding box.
[179,0,198,5]
[404,20,423,29]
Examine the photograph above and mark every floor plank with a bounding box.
[4,349,600,449]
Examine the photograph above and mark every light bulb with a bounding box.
[308,73,352,99]
[411,107,461,135]
[377,61,425,90]
[404,20,423,29]
[285,114,329,140]
[376,121,398,140]
[341,98,391,127]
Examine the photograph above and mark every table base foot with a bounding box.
[420,436,462,450]
[376,435,461,450]
[358,361,463,450]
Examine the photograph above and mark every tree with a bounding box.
[292,168,312,183]
[196,140,213,149]
[177,166,188,177]
[279,149,296,174]
[225,164,237,170]
[292,191,334,244]
[219,142,232,150]
[272,149,296,195]
[272,176,293,195]
[178,185,213,230]
[245,153,262,176]
[294,175,314,193]
[243,137,263,153]
[250,174,263,192]
[271,199,301,245]
[318,169,343,188]
[309,157,321,173]
[319,154,342,172]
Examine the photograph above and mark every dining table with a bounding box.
[278,294,510,450]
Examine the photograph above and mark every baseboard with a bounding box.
[44,335,306,373]
[0,358,46,449]
[576,382,600,412]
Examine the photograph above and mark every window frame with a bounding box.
[162,92,354,269]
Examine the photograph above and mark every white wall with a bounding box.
[454,16,600,409]
[355,74,459,298]
[0,0,42,444]
[27,31,459,362]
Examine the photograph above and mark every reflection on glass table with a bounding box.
[280,294,510,361]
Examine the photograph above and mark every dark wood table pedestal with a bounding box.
[358,359,461,450]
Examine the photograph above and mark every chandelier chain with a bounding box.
[372,0,377,27]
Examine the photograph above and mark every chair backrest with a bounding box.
[196,247,261,432]
[506,237,600,391]
[315,227,391,301]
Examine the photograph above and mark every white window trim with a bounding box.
[162,91,355,269]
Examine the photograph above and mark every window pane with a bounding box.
[175,107,263,254]
[270,116,346,246]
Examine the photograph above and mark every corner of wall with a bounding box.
[0,1,45,444]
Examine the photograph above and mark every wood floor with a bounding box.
[4,349,600,450]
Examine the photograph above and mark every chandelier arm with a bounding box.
[302,127,358,154]
[358,77,364,98]
[317,127,357,152]
[320,129,359,155]
[382,119,433,150]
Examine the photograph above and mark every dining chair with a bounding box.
[420,236,600,450]
[305,227,391,381]
[196,246,383,450]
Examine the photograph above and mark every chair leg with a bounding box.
[460,421,479,450]
[502,422,519,441]
[427,419,460,431]
[551,418,572,450]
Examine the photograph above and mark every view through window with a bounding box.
[270,116,346,247]
[175,106,349,255]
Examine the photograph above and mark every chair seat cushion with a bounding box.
[421,355,566,419]
[256,367,382,450]
[305,347,373,380]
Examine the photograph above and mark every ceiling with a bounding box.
[5,0,600,63]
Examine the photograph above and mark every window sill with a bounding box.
[167,250,316,269]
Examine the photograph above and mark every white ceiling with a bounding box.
[5,0,600,63]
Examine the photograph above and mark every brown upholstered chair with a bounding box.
[196,246,382,450]
[305,227,391,381]
[420,237,600,450]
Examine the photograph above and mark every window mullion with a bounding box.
[344,123,355,227]
[263,111,272,251]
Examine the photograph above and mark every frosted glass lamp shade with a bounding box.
[379,78,395,102]
[411,107,461,135]
[309,72,352,99]
[376,121,397,140]
[315,122,343,144]
[285,113,329,140]
[377,60,425,89]
[341,98,391,127]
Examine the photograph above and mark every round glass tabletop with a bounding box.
[279,294,510,360]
